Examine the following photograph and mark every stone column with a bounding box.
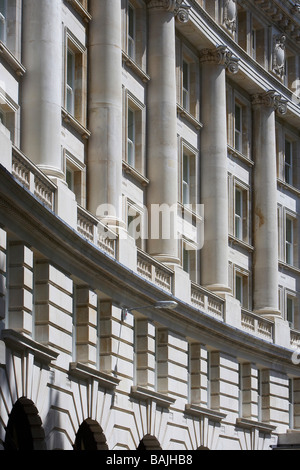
[252,91,286,316]
[200,46,239,294]
[21,0,63,178]
[146,1,189,265]
[88,0,123,228]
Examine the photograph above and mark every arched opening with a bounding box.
[4,397,46,450]
[137,434,162,451]
[74,418,109,450]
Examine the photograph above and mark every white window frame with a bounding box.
[127,3,136,60]
[289,378,294,429]
[234,266,250,309]
[126,199,145,249]
[127,106,135,168]
[0,0,7,44]
[66,47,75,116]
[64,149,86,205]
[182,59,190,112]
[232,178,250,244]
[234,102,243,153]
[124,90,146,175]
[234,187,243,240]
[285,214,295,266]
[284,138,293,186]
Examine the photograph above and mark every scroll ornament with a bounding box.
[199,45,239,74]
[146,0,191,23]
[251,90,288,115]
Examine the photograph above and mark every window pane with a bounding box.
[182,154,190,204]
[128,5,135,59]
[127,108,135,167]
[235,274,242,303]
[67,49,75,114]
[287,297,294,324]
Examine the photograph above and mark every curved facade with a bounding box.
[0,0,299,450]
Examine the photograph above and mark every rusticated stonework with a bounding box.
[251,90,288,115]
[199,45,239,74]
[146,0,190,23]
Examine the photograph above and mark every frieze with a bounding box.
[199,45,239,74]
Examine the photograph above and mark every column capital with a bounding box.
[199,45,239,74]
[251,90,287,115]
[146,0,190,23]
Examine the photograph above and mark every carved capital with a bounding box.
[146,0,190,23]
[251,90,287,114]
[199,45,239,74]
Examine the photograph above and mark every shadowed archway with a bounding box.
[137,434,162,451]
[74,418,109,450]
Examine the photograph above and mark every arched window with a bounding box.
[74,419,108,450]
[137,434,162,451]
[4,397,46,450]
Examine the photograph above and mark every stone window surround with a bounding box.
[0,86,19,145]
[123,88,146,176]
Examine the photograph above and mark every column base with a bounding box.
[253,307,282,319]
[204,284,232,296]
[152,254,181,267]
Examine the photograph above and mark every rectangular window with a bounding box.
[289,378,294,429]
[251,28,256,60]
[287,296,295,326]
[234,103,242,152]
[235,270,249,309]
[127,107,135,167]
[285,139,293,185]
[286,216,294,265]
[128,4,135,60]
[235,188,243,240]
[0,0,7,44]
[182,60,190,112]
[182,153,190,205]
[257,370,262,421]
[66,48,75,115]
[238,363,243,417]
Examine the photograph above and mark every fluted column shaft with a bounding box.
[200,47,239,293]
[88,0,123,226]
[21,0,63,178]
[252,91,286,316]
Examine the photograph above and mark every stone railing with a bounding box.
[241,309,274,342]
[137,249,173,293]
[77,205,117,258]
[191,282,224,321]
[12,146,56,211]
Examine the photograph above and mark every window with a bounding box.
[182,60,190,112]
[233,182,249,243]
[234,269,249,309]
[251,28,256,60]
[238,363,243,417]
[234,187,243,240]
[234,103,242,152]
[289,378,294,429]
[127,107,135,167]
[123,91,145,175]
[66,48,75,115]
[64,150,86,205]
[180,145,197,208]
[285,216,294,265]
[127,4,135,60]
[64,30,87,125]
[284,139,293,185]
[182,153,190,205]
[257,369,262,421]
[182,240,197,282]
[286,295,295,327]
[0,0,6,44]
[127,201,144,249]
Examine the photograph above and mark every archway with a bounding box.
[137,434,162,450]
[4,397,46,450]
[74,418,109,450]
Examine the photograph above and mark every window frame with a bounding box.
[0,0,7,44]
[63,149,86,205]
[234,265,250,309]
[123,90,146,175]
[127,3,136,61]
[232,178,250,244]
[64,28,87,126]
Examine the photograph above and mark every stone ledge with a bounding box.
[69,362,120,389]
[185,403,227,422]
[236,417,277,434]
[1,329,58,364]
[130,386,176,408]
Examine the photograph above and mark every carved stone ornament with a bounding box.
[146,0,191,23]
[272,34,286,77]
[199,45,239,74]
[251,90,287,115]
[223,0,237,34]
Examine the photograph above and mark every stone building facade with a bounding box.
[0,0,299,450]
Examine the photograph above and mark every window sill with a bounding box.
[227,145,254,167]
[130,386,175,408]
[229,234,254,252]
[69,362,120,389]
[61,107,91,140]
[279,260,300,275]
[1,329,58,364]
[65,0,91,22]
[122,52,150,83]
[277,178,300,197]
[185,404,226,422]
[177,104,203,130]
[0,41,26,77]
[122,160,149,187]
[236,417,276,434]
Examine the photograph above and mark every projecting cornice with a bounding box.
[199,45,239,74]
[146,0,190,23]
[251,90,288,114]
